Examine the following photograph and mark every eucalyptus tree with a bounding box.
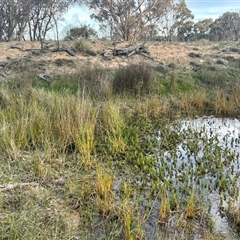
[27,0,71,41]
[193,18,213,40]
[76,0,171,41]
[0,0,31,41]
[158,0,193,41]
[209,11,240,41]
[0,0,73,41]
[176,20,194,41]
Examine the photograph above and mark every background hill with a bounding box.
[1,39,240,80]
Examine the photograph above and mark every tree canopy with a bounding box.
[0,0,72,41]
[209,11,240,41]
[78,0,171,41]
[1,0,240,42]
[64,24,97,40]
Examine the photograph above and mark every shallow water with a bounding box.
[142,116,240,238]
[114,116,240,238]
[176,116,240,235]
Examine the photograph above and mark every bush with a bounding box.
[64,25,97,40]
[79,66,113,99]
[54,59,75,67]
[49,66,113,100]
[74,39,94,53]
[193,66,240,88]
[188,52,201,58]
[113,62,154,95]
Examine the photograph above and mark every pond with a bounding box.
[178,117,240,231]
[144,116,240,239]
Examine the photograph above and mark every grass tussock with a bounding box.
[113,62,155,95]
[214,85,240,116]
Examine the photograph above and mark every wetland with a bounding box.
[0,40,240,239]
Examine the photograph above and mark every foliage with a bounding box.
[0,0,71,41]
[171,11,240,42]
[1,0,240,43]
[64,24,97,40]
[1,63,240,238]
[193,66,240,87]
[74,38,94,52]
[209,11,240,41]
[78,0,171,41]
[163,0,194,41]
[112,62,155,95]
[193,18,213,40]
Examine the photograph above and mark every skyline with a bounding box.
[61,1,240,35]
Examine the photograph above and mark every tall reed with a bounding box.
[98,101,125,155]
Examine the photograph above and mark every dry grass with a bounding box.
[1,39,238,78]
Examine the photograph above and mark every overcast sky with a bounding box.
[186,0,240,21]
[61,0,240,34]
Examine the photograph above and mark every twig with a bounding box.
[37,73,51,83]
[10,45,23,51]
[138,52,154,60]
[0,72,8,78]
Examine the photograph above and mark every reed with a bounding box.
[159,184,171,221]
[98,101,125,155]
[184,186,197,219]
[95,168,114,214]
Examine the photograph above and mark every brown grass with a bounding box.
[1,40,236,78]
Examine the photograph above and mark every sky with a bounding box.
[186,0,240,21]
[60,0,240,36]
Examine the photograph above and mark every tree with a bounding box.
[173,0,194,41]
[158,0,193,41]
[209,11,240,41]
[176,20,194,41]
[0,0,31,41]
[28,0,71,42]
[193,18,213,40]
[64,24,97,40]
[77,0,170,41]
[0,0,73,42]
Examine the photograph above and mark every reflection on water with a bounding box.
[177,116,240,235]
[180,116,240,150]
[116,116,240,239]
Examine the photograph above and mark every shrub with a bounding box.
[85,49,97,56]
[64,25,97,40]
[74,39,94,53]
[113,62,154,95]
[193,66,239,88]
[79,66,113,99]
[188,52,201,58]
[50,67,113,99]
[54,59,75,67]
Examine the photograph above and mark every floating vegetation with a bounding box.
[127,116,240,238]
